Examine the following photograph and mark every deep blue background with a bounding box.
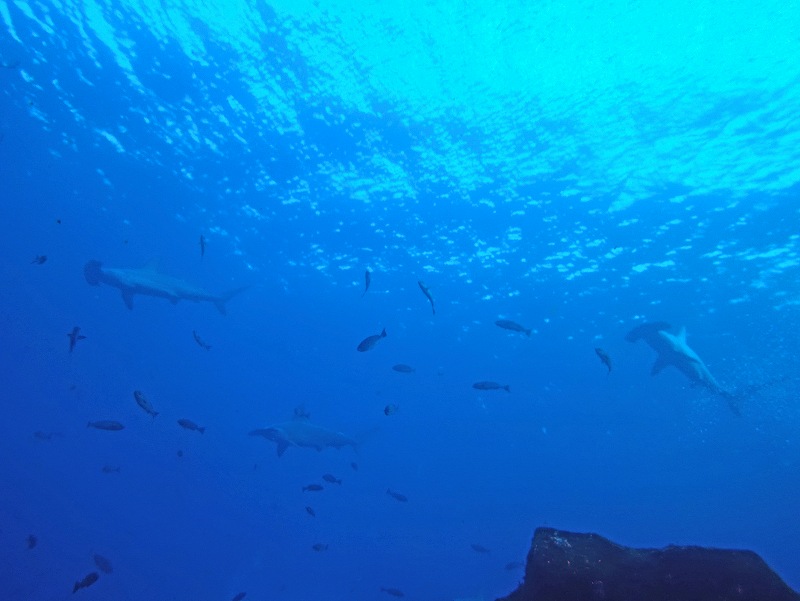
[1,1,799,599]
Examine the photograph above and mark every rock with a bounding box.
[497,527,800,601]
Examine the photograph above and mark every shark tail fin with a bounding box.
[721,391,742,416]
[214,286,249,315]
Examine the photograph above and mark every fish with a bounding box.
[595,347,612,374]
[392,364,415,373]
[231,593,246,601]
[357,328,387,352]
[27,534,37,549]
[199,234,206,259]
[33,431,61,441]
[302,484,324,492]
[87,420,124,431]
[72,572,99,593]
[312,543,328,551]
[192,330,211,350]
[177,419,205,433]
[380,587,405,597]
[133,390,159,418]
[505,561,524,570]
[84,259,246,314]
[350,461,359,471]
[362,269,371,296]
[384,404,399,416]
[418,280,435,314]
[386,488,408,502]
[93,553,113,574]
[626,322,740,414]
[249,415,358,457]
[322,473,342,485]
[472,381,510,392]
[470,543,491,554]
[31,255,47,265]
[495,319,531,336]
[305,506,316,517]
[101,465,121,474]
[67,326,86,353]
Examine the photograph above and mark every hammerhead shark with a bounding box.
[626,321,740,414]
[249,414,359,457]
[84,259,245,314]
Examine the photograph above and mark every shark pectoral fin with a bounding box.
[276,441,289,457]
[650,357,670,375]
[121,289,135,310]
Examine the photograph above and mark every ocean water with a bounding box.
[1,0,799,599]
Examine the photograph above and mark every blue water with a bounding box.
[1,1,799,599]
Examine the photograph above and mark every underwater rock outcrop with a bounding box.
[497,527,800,601]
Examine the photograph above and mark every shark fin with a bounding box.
[676,326,688,344]
[276,441,289,457]
[214,286,249,315]
[650,357,670,375]
[121,289,135,310]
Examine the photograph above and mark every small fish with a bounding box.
[305,506,316,517]
[31,255,47,265]
[386,488,408,502]
[471,543,491,554]
[417,280,435,315]
[505,561,524,570]
[33,431,61,441]
[384,404,399,416]
[133,390,159,419]
[199,234,206,259]
[231,593,247,601]
[27,534,37,549]
[87,420,124,431]
[72,571,99,593]
[101,465,121,474]
[303,484,324,492]
[322,473,342,485]
[595,347,612,374]
[495,319,531,336]
[192,330,211,350]
[67,326,86,353]
[312,543,328,552]
[357,328,387,352]
[293,405,311,419]
[350,461,359,471]
[380,587,405,597]
[392,364,415,373]
[93,553,113,574]
[177,419,205,434]
[361,269,371,296]
[472,381,510,392]
[176,449,184,457]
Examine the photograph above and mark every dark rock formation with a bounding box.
[497,527,800,601]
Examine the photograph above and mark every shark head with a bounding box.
[84,260,103,286]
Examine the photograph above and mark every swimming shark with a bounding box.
[625,321,740,414]
[84,259,245,314]
[249,415,359,457]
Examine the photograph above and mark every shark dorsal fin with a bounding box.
[142,258,161,272]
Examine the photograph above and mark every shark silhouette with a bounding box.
[249,414,359,457]
[626,321,740,415]
[84,259,245,314]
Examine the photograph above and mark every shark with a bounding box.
[625,321,740,415]
[249,414,359,457]
[84,259,245,314]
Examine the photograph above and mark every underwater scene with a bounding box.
[1,0,799,599]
